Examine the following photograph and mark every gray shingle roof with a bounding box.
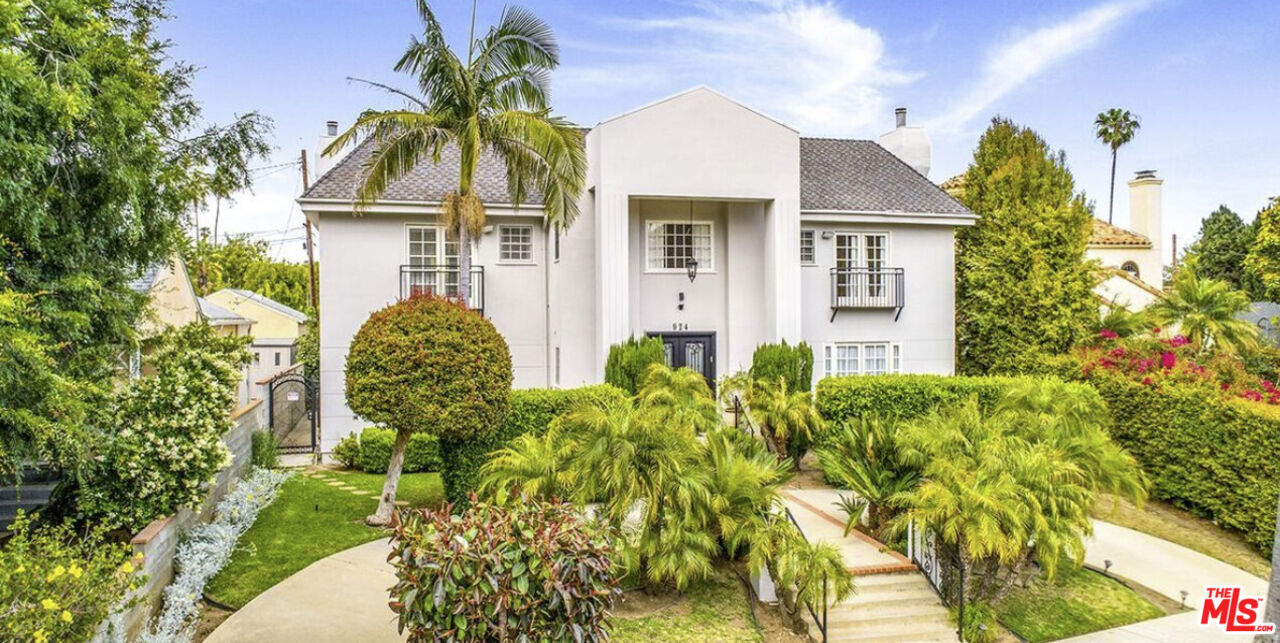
[128,262,165,294]
[799,138,970,214]
[304,134,970,216]
[303,138,541,204]
[198,297,252,325]
[215,289,309,323]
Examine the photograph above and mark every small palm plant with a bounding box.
[748,377,825,465]
[1149,262,1260,355]
[815,415,920,538]
[326,2,587,301]
[1094,108,1141,224]
[479,420,576,499]
[637,363,722,434]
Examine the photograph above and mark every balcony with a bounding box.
[829,267,904,320]
[399,265,485,314]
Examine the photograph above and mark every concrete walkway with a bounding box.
[206,539,403,643]
[1065,519,1268,642]
[781,488,915,574]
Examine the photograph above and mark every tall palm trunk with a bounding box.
[1257,488,1280,642]
[1107,149,1117,224]
[458,221,471,306]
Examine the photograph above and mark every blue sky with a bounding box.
[165,0,1279,262]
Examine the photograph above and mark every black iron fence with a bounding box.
[829,267,904,310]
[399,265,485,314]
[784,506,829,643]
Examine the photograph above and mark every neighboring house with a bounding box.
[1237,302,1280,345]
[943,169,1167,312]
[300,87,976,451]
[127,252,202,377]
[1087,171,1166,311]
[205,288,308,385]
[199,296,256,406]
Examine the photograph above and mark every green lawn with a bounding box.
[204,469,444,609]
[995,566,1165,642]
[611,568,763,643]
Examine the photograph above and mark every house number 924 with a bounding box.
[671,322,689,331]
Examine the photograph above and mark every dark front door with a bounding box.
[649,332,716,391]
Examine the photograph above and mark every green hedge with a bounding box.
[751,341,814,392]
[331,427,442,474]
[1093,376,1280,551]
[439,384,629,505]
[815,374,1025,424]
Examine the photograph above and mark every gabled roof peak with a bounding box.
[594,86,798,133]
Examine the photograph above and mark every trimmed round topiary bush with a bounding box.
[346,295,511,523]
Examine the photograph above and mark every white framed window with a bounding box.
[646,221,714,272]
[800,229,816,265]
[823,342,901,376]
[499,225,534,263]
[406,224,461,297]
[834,232,891,303]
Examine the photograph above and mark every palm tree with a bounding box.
[1094,108,1141,224]
[1149,262,1260,355]
[748,377,824,465]
[815,415,920,538]
[325,1,586,302]
[637,363,722,435]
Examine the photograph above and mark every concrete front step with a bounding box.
[827,600,948,623]
[815,624,958,643]
[840,586,940,608]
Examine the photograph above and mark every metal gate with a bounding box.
[268,372,318,454]
[907,520,943,593]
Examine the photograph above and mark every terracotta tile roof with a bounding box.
[303,134,972,216]
[1089,219,1152,248]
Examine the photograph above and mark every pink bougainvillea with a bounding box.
[1076,333,1277,406]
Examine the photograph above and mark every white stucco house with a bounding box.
[1087,170,1166,310]
[299,87,975,451]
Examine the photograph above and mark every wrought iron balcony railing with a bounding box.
[399,265,485,314]
[829,267,904,319]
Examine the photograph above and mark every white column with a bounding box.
[767,197,802,342]
[595,191,630,379]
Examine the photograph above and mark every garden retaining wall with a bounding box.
[120,398,267,639]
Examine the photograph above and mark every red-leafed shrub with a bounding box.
[387,493,621,642]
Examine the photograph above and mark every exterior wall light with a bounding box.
[687,258,698,282]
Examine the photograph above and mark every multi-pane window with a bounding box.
[646,222,713,271]
[834,232,890,301]
[499,225,534,263]
[823,342,901,376]
[800,229,816,264]
[406,225,460,296]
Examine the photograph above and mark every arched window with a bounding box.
[1121,261,1140,278]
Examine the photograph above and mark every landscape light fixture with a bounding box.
[1104,559,1113,575]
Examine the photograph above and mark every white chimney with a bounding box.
[877,107,931,178]
[315,120,340,179]
[1129,169,1163,260]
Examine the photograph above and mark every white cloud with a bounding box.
[558,0,916,135]
[927,0,1156,132]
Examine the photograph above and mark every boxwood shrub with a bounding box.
[438,384,628,505]
[354,427,441,474]
[1092,374,1280,552]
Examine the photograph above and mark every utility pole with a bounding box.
[301,149,318,312]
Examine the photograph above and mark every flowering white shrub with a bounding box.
[81,323,250,531]
[138,467,290,643]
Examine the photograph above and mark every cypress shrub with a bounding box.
[750,341,814,392]
[604,336,665,394]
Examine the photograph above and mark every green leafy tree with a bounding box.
[1093,108,1141,224]
[1246,198,1280,302]
[0,291,90,479]
[1149,261,1260,355]
[325,1,586,302]
[955,118,1098,374]
[0,0,271,381]
[1187,205,1259,295]
[184,235,312,312]
[346,295,511,524]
